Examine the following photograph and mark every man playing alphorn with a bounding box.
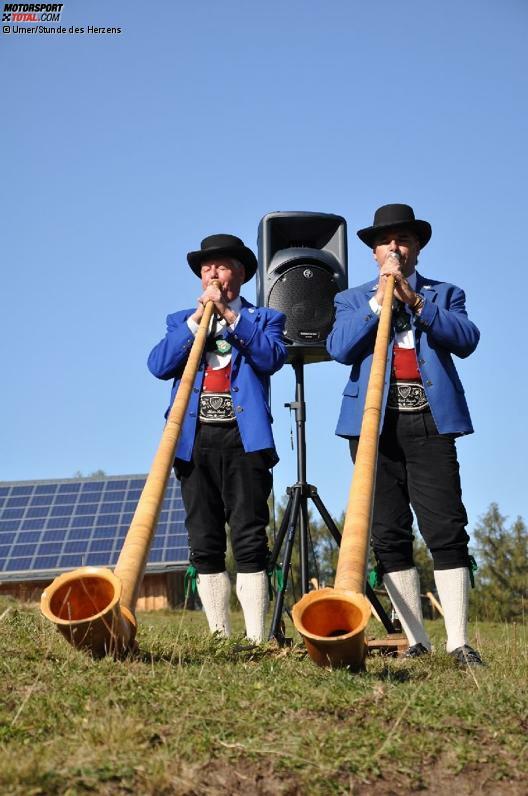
[148,234,287,642]
[327,204,483,666]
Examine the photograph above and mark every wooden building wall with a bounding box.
[0,571,188,611]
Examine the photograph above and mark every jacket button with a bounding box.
[236,406,243,413]
[419,358,425,364]
[193,387,199,393]
[233,386,239,392]
[189,411,196,417]
[426,380,432,387]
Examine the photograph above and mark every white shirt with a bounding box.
[186,296,242,370]
[368,271,417,350]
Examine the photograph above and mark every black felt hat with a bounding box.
[357,204,432,249]
[187,233,258,282]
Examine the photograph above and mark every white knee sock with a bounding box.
[196,571,231,637]
[383,568,431,650]
[236,571,269,643]
[433,567,469,652]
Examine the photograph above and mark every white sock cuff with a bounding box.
[383,567,431,650]
[236,571,269,643]
[433,567,469,652]
[197,571,231,637]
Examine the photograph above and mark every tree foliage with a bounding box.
[264,496,527,625]
[267,496,341,599]
[269,498,437,599]
[471,503,528,622]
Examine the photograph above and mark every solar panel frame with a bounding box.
[11,486,33,496]
[35,484,57,495]
[0,474,189,582]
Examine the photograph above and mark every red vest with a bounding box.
[391,346,421,381]
[202,363,231,393]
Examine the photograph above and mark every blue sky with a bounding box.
[2,0,527,540]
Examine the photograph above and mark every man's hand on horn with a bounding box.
[375,251,416,307]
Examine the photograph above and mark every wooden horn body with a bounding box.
[292,276,395,669]
[41,294,217,657]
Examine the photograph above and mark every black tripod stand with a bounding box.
[268,360,397,643]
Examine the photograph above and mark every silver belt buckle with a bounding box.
[387,382,429,413]
[199,392,235,423]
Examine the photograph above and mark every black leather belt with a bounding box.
[387,382,429,413]
[199,392,236,424]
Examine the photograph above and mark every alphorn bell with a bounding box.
[41,286,219,657]
[292,274,396,669]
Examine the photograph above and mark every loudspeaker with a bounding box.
[257,211,348,363]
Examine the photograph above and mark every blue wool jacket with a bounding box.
[326,272,480,438]
[148,298,287,461]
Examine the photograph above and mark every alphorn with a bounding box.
[292,275,396,669]
[41,289,219,657]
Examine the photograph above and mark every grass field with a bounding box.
[1,595,527,795]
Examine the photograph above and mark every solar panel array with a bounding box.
[0,474,188,581]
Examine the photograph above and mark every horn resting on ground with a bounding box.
[292,276,396,669]
[41,289,219,657]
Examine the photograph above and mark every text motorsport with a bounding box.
[3,3,64,22]
[2,3,123,34]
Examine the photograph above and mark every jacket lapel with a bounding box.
[230,298,260,367]
[415,272,437,300]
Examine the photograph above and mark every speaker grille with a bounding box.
[267,264,339,344]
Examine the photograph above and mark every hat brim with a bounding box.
[357,219,432,249]
[187,245,257,283]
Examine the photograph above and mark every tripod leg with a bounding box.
[310,490,342,546]
[268,491,293,570]
[299,498,310,595]
[365,583,396,634]
[268,488,301,643]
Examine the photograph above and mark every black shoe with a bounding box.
[403,642,430,658]
[449,644,484,667]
